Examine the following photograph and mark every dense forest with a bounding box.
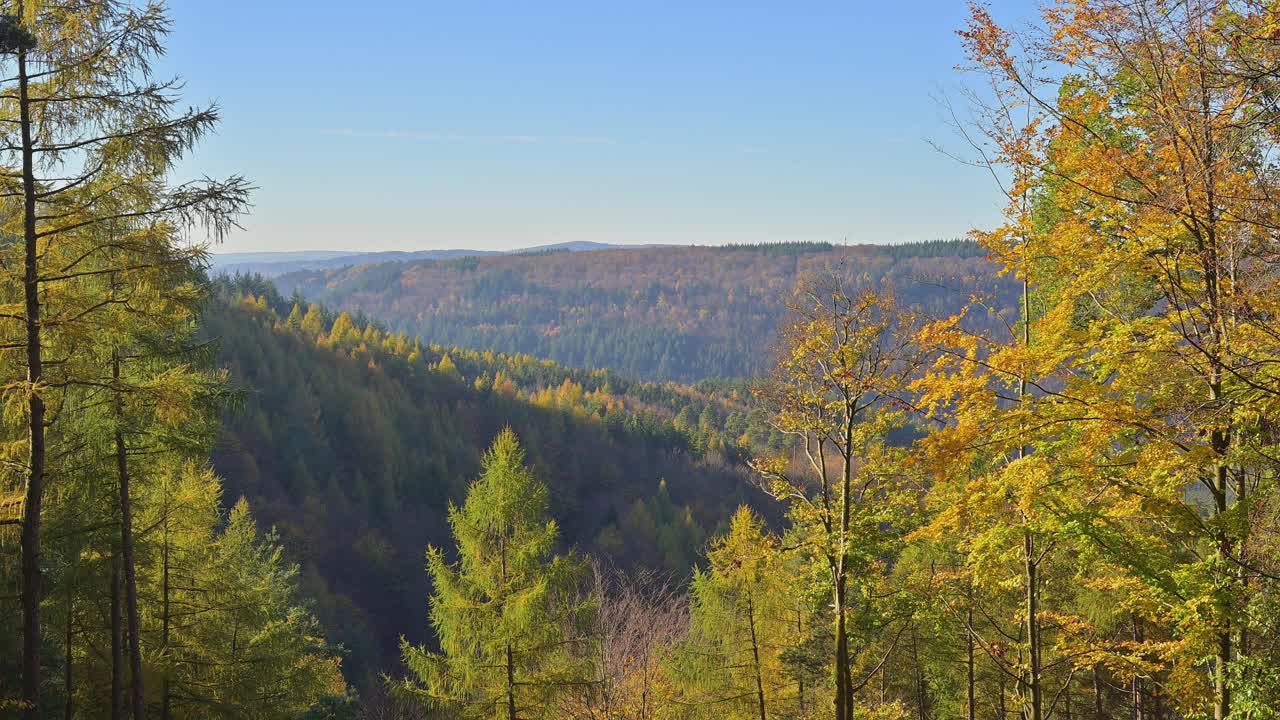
[0,4,343,719]
[8,1,1280,720]
[272,240,1014,382]
[205,275,767,683]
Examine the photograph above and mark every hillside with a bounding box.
[203,276,770,684]
[272,240,1017,382]
[209,241,676,277]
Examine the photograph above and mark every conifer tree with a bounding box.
[0,3,248,715]
[678,507,803,720]
[301,304,326,337]
[400,428,596,719]
[286,303,305,330]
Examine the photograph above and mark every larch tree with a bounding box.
[0,2,247,717]
[678,506,803,720]
[400,428,596,720]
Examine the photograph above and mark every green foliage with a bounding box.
[203,277,769,683]
[135,467,345,719]
[677,507,810,720]
[400,430,595,719]
[0,4,336,715]
[709,241,837,255]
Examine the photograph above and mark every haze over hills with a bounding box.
[202,241,1011,680]
[208,241,678,277]
[272,239,1018,382]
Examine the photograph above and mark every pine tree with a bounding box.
[400,429,595,719]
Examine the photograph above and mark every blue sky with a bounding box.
[164,1,1036,253]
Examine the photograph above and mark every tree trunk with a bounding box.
[1023,535,1042,720]
[836,403,856,720]
[63,592,72,720]
[834,578,850,720]
[111,555,123,720]
[746,593,767,720]
[999,675,1008,720]
[115,353,145,720]
[506,641,517,720]
[1214,630,1230,720]
[1209,398,1231,720]
[1133,617,1144,720]
[912,622,928,720]
[967,605,976,720]
[18,39,45,720]
[798,607,807,718]
[1093,666,1104,720]
[161,512,172,720]
[1019,277,1042,720]
[1201,54,1232,719]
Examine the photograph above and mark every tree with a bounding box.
[561,563,687,720]
[752,279,923,720]
[180,494,346,719]
[301,303,326,337]
[286,303,305,329]
[400,428,595,719]
[0,3,247,716]
[927,2,1280,716]
[678,506,803,720]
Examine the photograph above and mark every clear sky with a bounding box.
[163,1,1036,254]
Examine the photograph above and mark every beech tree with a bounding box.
[752,279,923,720]
[920,1,1280,717]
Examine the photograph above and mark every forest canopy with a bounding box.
[7,2,1280,720]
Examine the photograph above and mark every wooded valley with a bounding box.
[5,1,1280,720]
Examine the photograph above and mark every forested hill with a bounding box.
[273,239,1015,382]
[203,277,769,684]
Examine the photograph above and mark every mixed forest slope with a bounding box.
[274,240,1015,382]
[203,277,768,683]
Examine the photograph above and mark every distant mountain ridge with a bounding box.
[208,241,678,277]
[271,239,1016,382]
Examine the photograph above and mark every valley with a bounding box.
[4,2,1280,719]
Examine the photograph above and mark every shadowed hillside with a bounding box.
[203,278,769,683]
